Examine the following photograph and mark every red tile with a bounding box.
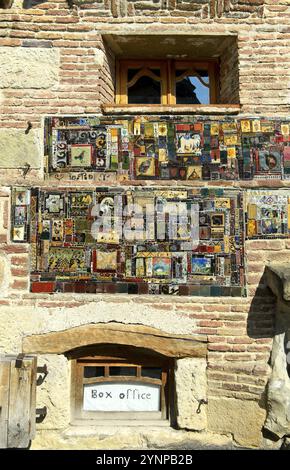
[31,282,55,293]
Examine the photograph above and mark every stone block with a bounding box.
[264,332,290,438]
[36,354,70,430]
[0,128,41,169]
[175,357,207,431]
[0,47,59,89]
[208,397,266,447]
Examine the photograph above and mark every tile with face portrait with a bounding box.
[258,149,281,173]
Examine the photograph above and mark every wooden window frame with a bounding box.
[71,352,172,423]
[116,58,219,106]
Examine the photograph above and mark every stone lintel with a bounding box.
[22,322,207,358]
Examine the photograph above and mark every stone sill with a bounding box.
[101,104,241,116]
[67,421,171,432]
[3,174,290,190]
[19,292,251,305]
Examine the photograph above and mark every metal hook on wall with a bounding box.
[196,399,208,414]
[21,163,31,178]
[25,121,32,135]
[36,364,48,386]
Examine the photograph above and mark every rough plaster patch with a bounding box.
[0,47,59,89]
[0,304,197,354]
[0,128,41,168]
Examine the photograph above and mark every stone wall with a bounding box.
[0,0,289,449]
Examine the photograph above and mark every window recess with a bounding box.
[116,59,219,106]
[71,350,173,424]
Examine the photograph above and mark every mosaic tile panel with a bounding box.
[11,186,245,296]
[246,190,290,239]
[44,117,290,182]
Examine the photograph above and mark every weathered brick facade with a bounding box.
[0,0,289,450]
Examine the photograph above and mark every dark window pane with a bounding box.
[149,68,161,77]
[110,367,137,376]
[176,72,210,105]
[84,366,104,378]
[128,68,141,82]
[128,75,161,104]
[141,367,162,380]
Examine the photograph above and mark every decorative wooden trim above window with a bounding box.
[116,59,219,106]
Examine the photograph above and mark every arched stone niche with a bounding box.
[23,322,208,432]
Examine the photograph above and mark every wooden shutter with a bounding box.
[0,355,37,448]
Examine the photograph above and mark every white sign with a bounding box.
[83,382,160,412]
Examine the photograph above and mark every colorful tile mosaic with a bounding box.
[11,186,246,296]
[246,190,290,238]
[44,117,290,181]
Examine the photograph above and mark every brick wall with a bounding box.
[0,0,289,129]
[0,188,282,403]
[0,0,289,446]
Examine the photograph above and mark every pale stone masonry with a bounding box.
[0,0,289,450]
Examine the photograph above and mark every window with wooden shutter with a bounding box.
[0,355,37,448]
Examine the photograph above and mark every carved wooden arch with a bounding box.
[22,322,207,358]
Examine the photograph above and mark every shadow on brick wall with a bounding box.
[23,0,47,8]
[247,268,276,339]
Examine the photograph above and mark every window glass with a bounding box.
[109,366,137,376]
[117,60,217,105]
[128,69,161,104]
[84,366,105,378]
[175,70,210,105]
[74,357,170,420]
[141,367,162,380]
